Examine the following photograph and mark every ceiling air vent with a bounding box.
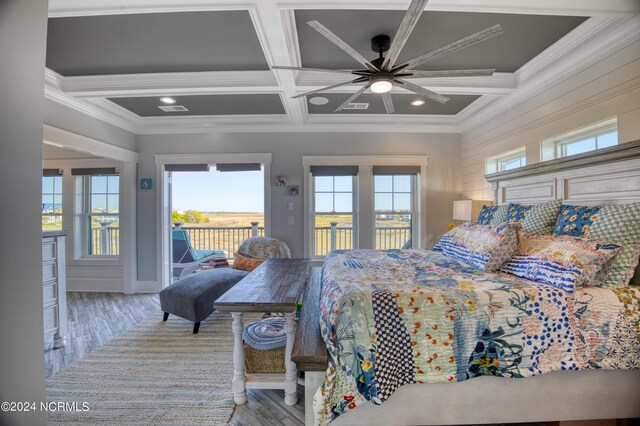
[341,102,369,110]
[158,105,189,112]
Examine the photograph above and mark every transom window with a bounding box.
[542,117,618,161]
[485,148,527,174]
[559,131,617,157]
[42,170,63,230]
[499,153,527,171]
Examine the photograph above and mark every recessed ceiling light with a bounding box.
[309,96,329,105]
[160,97,176,104]
[411,99,426,106]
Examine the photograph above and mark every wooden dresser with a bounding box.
[42,231,68,349]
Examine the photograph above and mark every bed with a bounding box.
[300,140,640,426]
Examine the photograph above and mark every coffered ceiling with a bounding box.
[44,0,640,134]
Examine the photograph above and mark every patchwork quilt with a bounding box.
[314,249,640,424]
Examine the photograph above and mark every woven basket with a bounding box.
[244,344,286,374]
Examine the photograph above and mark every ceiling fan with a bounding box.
[272,0,503,113]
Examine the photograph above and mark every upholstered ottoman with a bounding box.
[160,268,249,333]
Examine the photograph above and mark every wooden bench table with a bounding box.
[291,267,328,426]
[214,258,310,406]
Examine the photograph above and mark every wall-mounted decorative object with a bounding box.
[288,185,300,196]
[275,175,287,186]
[140,178,153,190]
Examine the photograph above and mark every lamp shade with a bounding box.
[453,200,493,222]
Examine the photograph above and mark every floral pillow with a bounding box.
[553,204,601,237]
[433,222,519,271]
[506,203,531,223]
[500,234,621,293]
[233,253,264,272]
[584,202,640,288]
[476,205,498,225]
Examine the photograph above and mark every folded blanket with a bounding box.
[243,317,286,350]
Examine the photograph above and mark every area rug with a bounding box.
[46,311,259,425]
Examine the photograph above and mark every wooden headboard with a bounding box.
[485,139,640,284]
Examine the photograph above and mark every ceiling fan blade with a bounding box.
[395,78,449,103]
[402,69,496,78]
[393,24,503,72]
[272,65,359,75]
[292,78,365,99]
[381,0,429,71]
[334,84,370,112]
[307,20,378,72]
[381,92,395,114]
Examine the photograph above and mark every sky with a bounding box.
[170,169,412,213]
[171,169,264,212]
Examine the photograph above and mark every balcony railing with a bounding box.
[91,225,120,255]
[314,222,411,256]
[91,222,411,258]
[182,223,265,260]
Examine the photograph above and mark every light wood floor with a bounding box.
[46,292,559,426]
[45,292,305,426]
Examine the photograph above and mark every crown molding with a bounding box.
[48,1,255,17]
[133,106,461,134]
[62,71,278,97]
[43,124,139,162]
[277,0,639,16]
[44,71,139,134]
[280,9,302,68]
[515,17,620,83]
[461,15,640,140]
[82,98,145,122]
[456,95,500,121]
[49,0,639,17]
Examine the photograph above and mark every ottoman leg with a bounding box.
[163,312,169,321]
[193,322,200,334]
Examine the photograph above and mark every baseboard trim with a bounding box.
[135,280,162,293]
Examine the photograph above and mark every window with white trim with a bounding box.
[311,166,357,257]
[42,170,63,230]
[373,166,418,250]
[74,169,120,256]
[485,148,527,174]
[541,117,618,161]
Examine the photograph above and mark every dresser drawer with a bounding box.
[43,282,58,306]
[42,260,57,282]
[43,304,59,335]
[42,240,56,261]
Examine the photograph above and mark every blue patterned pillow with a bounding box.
[553,205,601,237]
[433,222,519,271]
[476,205,497,225]
[506,203,531,223]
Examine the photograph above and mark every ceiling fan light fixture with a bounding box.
[411,99,426,106]
[370,74,393,94]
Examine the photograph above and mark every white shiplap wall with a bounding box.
[461,38,640,200]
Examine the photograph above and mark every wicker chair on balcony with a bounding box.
[236,236,291,260]
[172,229,227,280]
